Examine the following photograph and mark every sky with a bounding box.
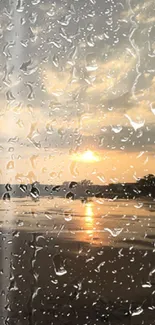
[0,0,155,185]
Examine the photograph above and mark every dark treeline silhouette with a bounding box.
[1,174,155,201]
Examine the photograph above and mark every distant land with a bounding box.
[1,174,155,201]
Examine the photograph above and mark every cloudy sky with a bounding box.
[0,0,155,184]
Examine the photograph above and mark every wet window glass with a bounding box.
[0,0,155,324]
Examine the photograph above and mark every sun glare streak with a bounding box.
[72,150,100,163]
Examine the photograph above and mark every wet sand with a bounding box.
[0,230,155,325]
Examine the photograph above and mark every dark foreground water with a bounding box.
[0,197,155,325]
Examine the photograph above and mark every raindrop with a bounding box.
[104,228,123,237]
[66,191,74,200]
[21,17,26,25]
[16,220,24,227]
[134,202,143,209]
[20,59,38,75]
[58,14,72,26]
[112,125,123,133]
[60,27,72,43]
[7,23,14,31]
[87,23,94,31]
[142,282,152,288]
[149,268,155,284]
[125,114,145,131]
[6,90,15,101]
[45,213,52,220]
[3,41,14,59]
[16,0,24,12]
[20,184,27,193]
[9,280,18,291]
[30,186,40,200]
[8,137,19,143]
[52,185,61,192]
[131,306,143,316]
[87,34,95,47]
[20,60,31,71]
[97,174,105,183]
[26,82,34,100]
[6,161,14,170]
[70,161,79,177]
[69,181,78,189]
[150,103,155,115]
[5,184,12,191]
[95,261,105,273]
[46,122,53,134]
[32,287,41,301]
[12,231,20,238]
[53,254,67,276]
[32,0,41,5]
[29,12,38,24]
[2,192,11,201]
[64,215,72,222]
[46,6,56,17]
[52,55,59,68]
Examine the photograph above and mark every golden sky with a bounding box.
[0,0,155,184]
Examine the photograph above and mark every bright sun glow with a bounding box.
[72,150,100,163]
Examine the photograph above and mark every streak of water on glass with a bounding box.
[1,0,24,321]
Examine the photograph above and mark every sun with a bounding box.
[72,150,100,163]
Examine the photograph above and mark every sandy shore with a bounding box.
[0,230,155,325]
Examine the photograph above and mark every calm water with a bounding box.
[1,197,155,249]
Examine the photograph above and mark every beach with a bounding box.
[0,198,155,324]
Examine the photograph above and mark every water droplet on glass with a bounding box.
[52,185,60,192]
[53,254,67,276]
[2,192,11,201]
[64,215,72,222]
[58,14,71,26]
[46,122,53,134]
[131,306,143,316]
[30,186,40,200]
[149,268,155,284]
[112,125,123,133]
[95,261,105,273]
[70,161,79,177]
[16,0,24,12]
[104,228,123,237]
[20,184,27,193]
[52,55,59,68]
[32,0,41,5]
[66,191,74,200]
[150,103,155,115]
[5,184,12,191]
[16,220,24,227]
[20,59,38,75]
[125,114,145,131]
[32,287,41,301]
[69,181,78,189]
[6,161,14,170]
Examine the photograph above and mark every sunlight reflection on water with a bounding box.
[0,197,155,249]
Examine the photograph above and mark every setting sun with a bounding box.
[72,150,100,163]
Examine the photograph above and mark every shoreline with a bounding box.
[0,229,155,324]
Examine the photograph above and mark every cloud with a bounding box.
[121,0,155,25]
[85,48,136,99]
[41,44,137,116]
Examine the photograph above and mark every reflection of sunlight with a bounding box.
[85,202,94,224]
[85,216,93,223]
[86,229,93,235]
